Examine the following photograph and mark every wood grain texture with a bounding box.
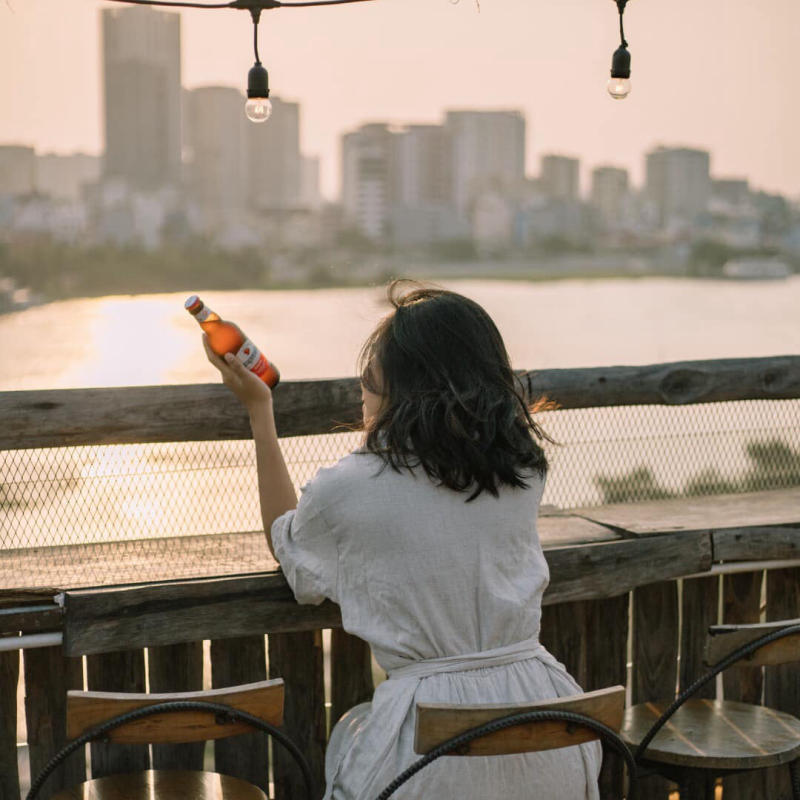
[49,769,268,800]
[147,642,205,770]
[622,699,800,769]
[85,650,149,779]
[330,629,374,729]
[0,602,62,634]
[721,570,766,800]
[632,581,679,800]
[67,679,284,744]
[24,645,86,797]
[0,649,20,800]
[765,568,800,800]
[210,637,269,794]
[268,631,326,800]
[713,526,800,562]
[541,530,712,606]
[414,686,625,756]
[572,487,800,536]
[705,622,800,668]
[3,356,797,450]
[680,576,719,700]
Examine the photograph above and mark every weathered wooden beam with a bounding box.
[2,355,797,450]
[63,530,711,656]
[713,525,800,562]
[0,649,20,800]
[0,603,63,635]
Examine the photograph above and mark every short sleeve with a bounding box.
[271,481,338,605]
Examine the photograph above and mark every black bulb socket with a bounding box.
[247,62,270,99]
[610,45,631,79]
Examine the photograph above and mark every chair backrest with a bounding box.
[414,685,625,756]
[66,678,284,744]
[705,619,800,669]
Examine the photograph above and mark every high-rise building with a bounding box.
[0,146,36,196]
[444,110,526,216]
[590,165,629,226]
[645,146,711,227]
[185,87,248,222]
[247,97,302,210]
[300,156,322,210]
[101,5,182,191]
[395,125,450,208]
[541,155,581,201]
[35,153,101,202]
[341,123,399,240]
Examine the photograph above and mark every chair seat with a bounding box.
[50,769,268,800]
[622,699,800,770]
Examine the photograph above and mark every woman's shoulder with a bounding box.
[301,448,386,502]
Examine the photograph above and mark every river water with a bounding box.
[2,277,799,577]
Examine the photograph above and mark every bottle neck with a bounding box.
[193,305,218,324]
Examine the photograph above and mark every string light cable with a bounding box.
[607,0,632,100]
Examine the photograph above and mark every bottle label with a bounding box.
[194,306,211,323]
[236,338,270,378]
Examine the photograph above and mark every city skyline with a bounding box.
[1,0,798,201]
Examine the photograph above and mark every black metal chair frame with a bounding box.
[633,621,800,798]
[26,699,315,800]
[374,708,638,800]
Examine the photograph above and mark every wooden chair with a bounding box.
[374,685,636,800]
[26,678,314,800]
[622,619,800,799]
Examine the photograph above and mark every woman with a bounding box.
[204,281,601,800]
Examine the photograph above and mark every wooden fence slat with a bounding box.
[24,646,85,797]
[680,576,719,698]
[85,650,149,778]
[540,597,629,799]
[268,630,326,800]
[330,629,374,730]
[0,649,20,800]
[210,636,268,792]
[148,641,205,771]
[721,570,766,800]
[765,568,800,799]
[632,581,679,800]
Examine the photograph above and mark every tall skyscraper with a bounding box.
[247,97,302,210]
[341,123,399,240]
[645,146,711,227]
[541,155,581,201]
[590,165,629,226]
[444,110,526,216]
[0,146,36,196]
[35,154,101,202]
[101,6,182,191]
[185,87,248,222]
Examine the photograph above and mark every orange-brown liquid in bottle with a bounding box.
[185,295,280,388]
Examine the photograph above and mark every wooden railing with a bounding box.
[1,355,799,800]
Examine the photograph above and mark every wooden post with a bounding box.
[330,630,374,730]
[721,570,766,800]
[269,630,326,800]
[210,636,268,792]
[764,568,800,798]
[632,581,679,800]
[0,649,20,800]
[24,646,85,797]
[148,641,204,771]
[680,576,719,698]
[85,650,149,778]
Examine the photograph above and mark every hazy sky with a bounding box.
[2,0,798,200]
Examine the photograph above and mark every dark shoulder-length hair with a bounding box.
[359,280,555,501]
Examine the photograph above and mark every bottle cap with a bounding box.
[185,295,203,314]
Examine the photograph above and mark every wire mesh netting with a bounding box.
[2,398,799,590]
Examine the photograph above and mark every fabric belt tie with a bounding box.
[388,635,546,681]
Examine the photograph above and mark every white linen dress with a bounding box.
[271,449,601,800]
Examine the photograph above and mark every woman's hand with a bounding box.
[203,334,272,412]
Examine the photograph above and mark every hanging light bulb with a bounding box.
[607,0,632,100]
[245,6,272,123]
[607,44,631,100]
[246,62,272,123]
